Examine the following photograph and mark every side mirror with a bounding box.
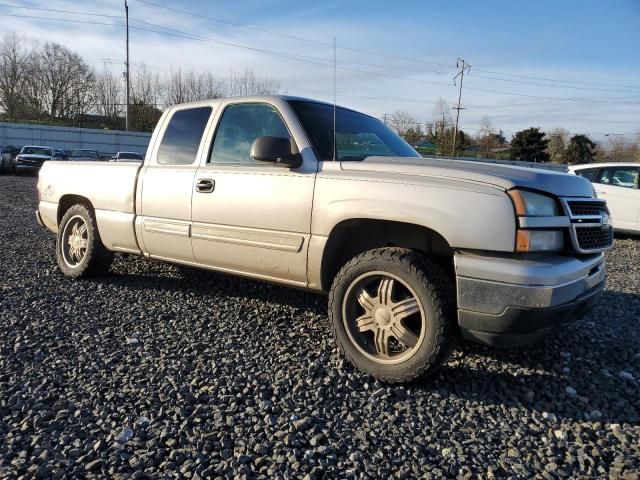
[250,136,301,168]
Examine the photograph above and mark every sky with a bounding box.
[2,0,639,143]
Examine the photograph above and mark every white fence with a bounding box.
[0,122,151,155]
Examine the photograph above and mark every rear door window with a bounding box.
[575,168,599,181]
[157,107,212,165]
[594,167,639,189]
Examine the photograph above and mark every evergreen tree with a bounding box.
[510,128,550,162]
[566,134,596,164]
[493,130,507,145]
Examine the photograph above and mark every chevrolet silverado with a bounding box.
[36,96,614,382]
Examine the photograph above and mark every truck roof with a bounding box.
[570,162,640,169]
[166,95,375,119]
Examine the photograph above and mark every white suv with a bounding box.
[569,162,640,234]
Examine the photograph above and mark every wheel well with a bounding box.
[320,219,454,291]
[57,195,94,225]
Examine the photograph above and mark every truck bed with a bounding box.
[37,161,143,253]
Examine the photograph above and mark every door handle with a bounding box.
[195,178,215,193]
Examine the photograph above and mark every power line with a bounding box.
[469,72,640,94]
[4,11,637,107]
[0,2,122,19]
[0,12,124,28]
[0,4,450,75]
[135,0,456,70]
[471,67,640,90]
[1,3,451,76]
[134,0,640,92]
[3,1,638,94]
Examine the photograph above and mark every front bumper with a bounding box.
[15,164,40,174]
[35,209,44,227]
[455,251,606,348]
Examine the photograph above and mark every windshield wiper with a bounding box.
[339,155,367,162]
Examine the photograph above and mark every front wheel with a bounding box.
[56,204,113,278]
[328,248,454,383]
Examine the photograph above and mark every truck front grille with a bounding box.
[576,226,614,251]
[568,201,608,217]
[560,197,614,254]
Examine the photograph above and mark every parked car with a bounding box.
[36,96,614,382]
[111,151,144,162]
[69,149,101,161]
[53,150,69,161]
[0,145,21,173]
[15,145,58,174]
[569,162,640,234]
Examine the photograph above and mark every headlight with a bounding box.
[508,189,560,217]
[516,230,564,252]
[508,189,564,252]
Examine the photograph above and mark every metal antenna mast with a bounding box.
[125,0,130,131]
[451,58,470,156]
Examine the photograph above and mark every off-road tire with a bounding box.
[328,248,454,383]
[56,204,114,278]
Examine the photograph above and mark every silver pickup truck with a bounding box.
[36,96,614,383]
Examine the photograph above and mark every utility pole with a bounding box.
[451,58,470,156]
[125,0,130,131]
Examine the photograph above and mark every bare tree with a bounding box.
[225,69,280,97]
[477,116,495,156]
[130,64,162,132]
[0,32,35,120]
[185,72,225,101]
[388,111,418,136]
[431,98,453,155]
[607,137,638,162]
[0,30,285,132]
[162,68,189,105]
[94,68,123,126]
[131,63,160,107]
[35,42,95,119]
[607,137,625,162]
[546,127,569,163]
[432,98,451,126]
[202,72,226,100]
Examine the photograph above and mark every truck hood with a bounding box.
[340,157,594,197]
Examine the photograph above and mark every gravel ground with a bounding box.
[0,174,638,479]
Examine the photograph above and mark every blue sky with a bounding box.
[2,0,639,142]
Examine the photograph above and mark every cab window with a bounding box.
[157,107,212,165]
[208,103,290,165]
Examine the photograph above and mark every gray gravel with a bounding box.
[0,174,639,479]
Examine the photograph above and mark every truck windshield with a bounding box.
[288,100,420,162]
[22,147,52,156]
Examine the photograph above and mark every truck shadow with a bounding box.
[103,259,639,425]
[413,289,640,425]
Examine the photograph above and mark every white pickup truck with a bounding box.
[36,96,613,382]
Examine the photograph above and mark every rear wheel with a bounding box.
[329,248,454,383]
[56,205,113,278]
